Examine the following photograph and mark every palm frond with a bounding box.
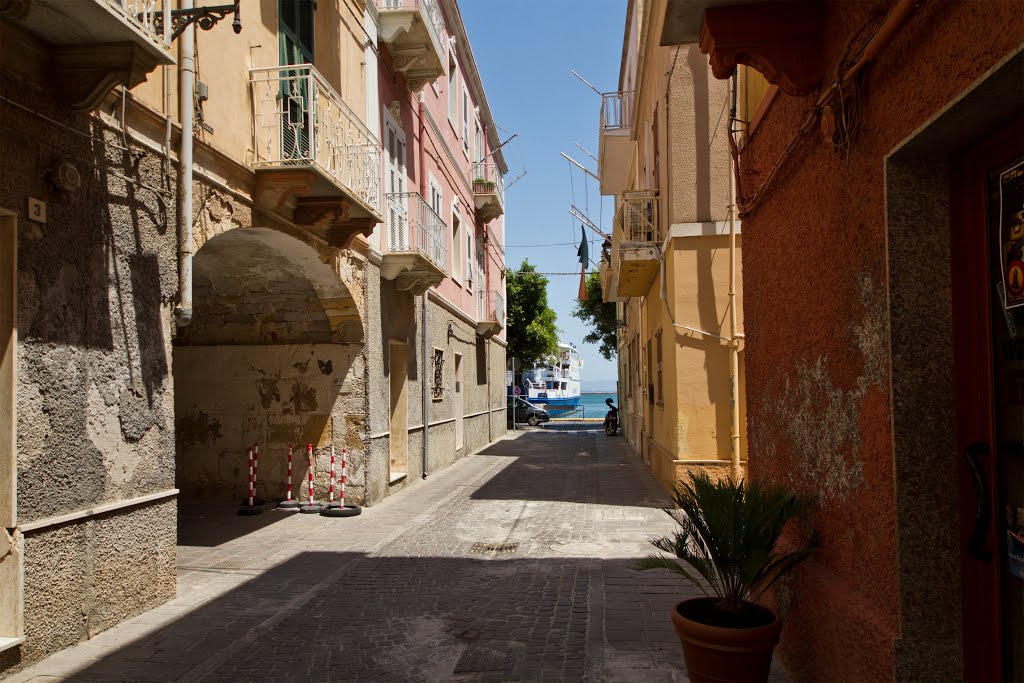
[632,470,815,612]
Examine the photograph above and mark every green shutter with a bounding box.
[279,0,315,160]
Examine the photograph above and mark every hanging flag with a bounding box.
[577,225,589,301]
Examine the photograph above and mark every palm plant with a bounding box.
[632,472,815,618]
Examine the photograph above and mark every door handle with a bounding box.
[964,442,991,561]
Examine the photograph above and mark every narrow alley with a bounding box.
[8,427,783,683]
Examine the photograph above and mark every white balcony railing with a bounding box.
[478,289,506,327]
[384,192,448,273]
[114,0,172,48]
[471,162,505,205]
[614,190,659,243]
[600,90,634,132]
[378,0,445,61]
[250,64,382,215]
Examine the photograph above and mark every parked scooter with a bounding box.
[603,398,619,436]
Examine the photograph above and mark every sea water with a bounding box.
[564,392,619,419]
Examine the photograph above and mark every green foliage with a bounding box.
[506,259,559,366]
[572,271,618,361]
[632,471,815,615]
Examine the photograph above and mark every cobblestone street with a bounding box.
[9,426,784,682]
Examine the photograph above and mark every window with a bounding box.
[447,46,458,126]
[451,210,462,281]
[279,0,315,160]
[655,329,664,407]
[561,382,567,391]
[431,348,445,400]
[466,232,474,290]
[462,88,470,156]
[474,117,484,164]
[385,119,406,251]
[429,179,442,217]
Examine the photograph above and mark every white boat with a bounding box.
[522,343,582,416]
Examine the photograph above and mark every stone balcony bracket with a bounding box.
[699,1,824,97]
[255,171,378,250]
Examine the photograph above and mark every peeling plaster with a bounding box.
[757,274,886,504]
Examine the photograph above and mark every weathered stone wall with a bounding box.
[0,67,178,674]
[364,267,506,505]
[173,344,363,503]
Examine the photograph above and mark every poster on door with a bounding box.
[1008,506,1024,580]
[1001,160,1024,309]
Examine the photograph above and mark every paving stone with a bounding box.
[8,427,789,683]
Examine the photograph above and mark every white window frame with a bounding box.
[462,87,470,158]
[383,109,407,252]
[474,114,484,165]
[447,41,458,130]
[429,174,443,219]
[451,201,462,284]
[466,231,474,291]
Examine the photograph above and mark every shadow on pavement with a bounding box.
[177,500,297,548]
[470,431,668,509]
[63,550,700,683]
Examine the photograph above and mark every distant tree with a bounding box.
[506,259,559,367]
[572,271,618,360]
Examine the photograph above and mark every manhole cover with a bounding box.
[470,542,519,554]
[454,646,515,673]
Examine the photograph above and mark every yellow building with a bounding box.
[598,0,749,491]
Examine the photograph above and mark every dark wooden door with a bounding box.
[951,114,1024,683]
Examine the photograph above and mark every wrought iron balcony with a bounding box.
[4,0,175,110]
[598,90,634,196]
[250,64,383,247]
[476,289,505,339]
[611,191,661,297]
[377,0,446,91]
[381,192,449,294]
[470,162,505,223]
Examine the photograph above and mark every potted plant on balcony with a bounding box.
[632,472,814,683]
[473,177,496,192]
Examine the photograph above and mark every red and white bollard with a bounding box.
[321,444,360,518]
[238,445,262,515]
[300,442,323,513]
[340,447,347,506]
[279,442,301,509]
[324,444,340,508]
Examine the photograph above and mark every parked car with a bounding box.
[507,395,550,427]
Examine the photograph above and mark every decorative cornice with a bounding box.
[699,1,824,97]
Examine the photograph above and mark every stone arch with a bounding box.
[173,226,366,504]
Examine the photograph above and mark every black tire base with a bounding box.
[320,504,361,518]
[237,505,263,516]
[278,500,302,509]
[299,504,324,514]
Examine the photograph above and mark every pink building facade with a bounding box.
[361,0,508,502]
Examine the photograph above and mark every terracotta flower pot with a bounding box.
[670,598,783,683]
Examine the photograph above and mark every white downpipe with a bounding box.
[727,75,742,482]
[176,0,195,327]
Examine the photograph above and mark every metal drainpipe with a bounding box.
[420,93,430,479]
[176,0,196,327]
[728,72,742,482]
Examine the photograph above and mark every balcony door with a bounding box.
[279,0,315,161]
[386,119,408,252]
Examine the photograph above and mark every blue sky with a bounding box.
[462,1,626,385]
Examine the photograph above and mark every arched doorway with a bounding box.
[172,227,363,506]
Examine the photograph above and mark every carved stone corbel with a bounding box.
[51,43,162,111]
[699,2,824,97]
[254,170,317,214]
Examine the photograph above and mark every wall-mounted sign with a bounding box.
[1001,160,1024,309]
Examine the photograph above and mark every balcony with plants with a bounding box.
[612,190,661,297]
[250,63,383,248]
[376,0,446,91]
[4,0,178,110]
[476,288,505,339]
[381,191,449,294]
[470,162,505,223]
[598,90,635,196]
